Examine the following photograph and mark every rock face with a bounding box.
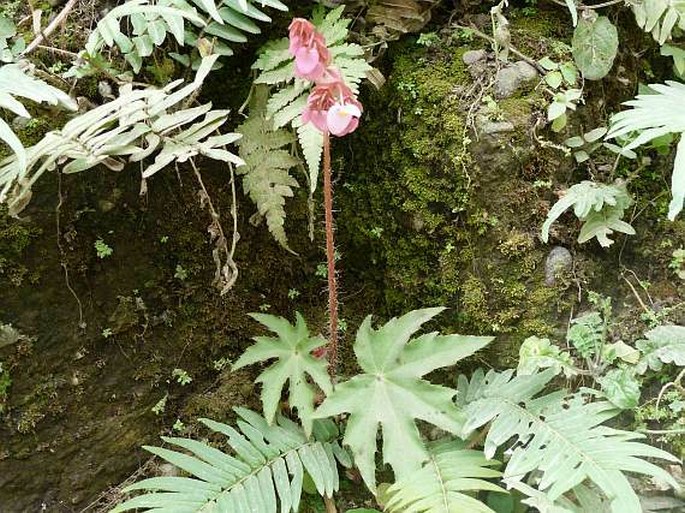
[494,61,539,98]
[545,246,573,286]
[462,49,487,65]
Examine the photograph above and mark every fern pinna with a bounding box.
[111,408,347,513]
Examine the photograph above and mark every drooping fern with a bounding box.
[631,0,685,45]
[383,440,505,513]
[233,311,332,437]
[456,368,679,513]
[0,63,76,173]
[71,0,287,76]
[252,6,372,192]
[236,85,300,250]
[111,407,344,513]
[607,80,685,220]
[541,180,635,247]
[0,55,243,216]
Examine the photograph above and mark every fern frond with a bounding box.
[631,0,685,45]
[233,312,331,436]
[0,63,76,173]
[111,408,341,513]
[384,440,504,513]
[607,81,685,220]
[1,56,241,216]
[236,86,299,250]
[457,369,679,513]
[541,180,635,247]
[295,119,323,192]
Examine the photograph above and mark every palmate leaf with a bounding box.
[314,307,493,492]
[384,440,505,513]
[457,369,679,513]
[111,408,341,513]
[607,80,685,220]
[233,312,331,437]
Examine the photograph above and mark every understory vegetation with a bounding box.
[0,0,685,512]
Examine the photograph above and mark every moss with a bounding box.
[338,29,573,362]
[0,207,41,287]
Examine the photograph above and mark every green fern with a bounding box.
[0,63,76,174]
[253,6,372,191]
[384,440,505,513]
[314,307,493,492]
[1,56,242,216]
[632,0,685,45]
[607,80,685,220]
[236,85,300,250]
[111,407,342,513]
[233,312,331,437]
[457,369,679,513]
[541,180,635,247]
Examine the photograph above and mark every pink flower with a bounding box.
[288,18,330,82]
[301,70,362,136]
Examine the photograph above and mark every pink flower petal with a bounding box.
[295,47,320,75]
[327,103,360,136]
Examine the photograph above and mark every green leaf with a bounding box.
[314,308,493,492]
[636,324,685,373]
[598,368,641,409]
[572,16,618,80]
[384,440,504,513]
[518,336,576,378]
[233,312,331,437]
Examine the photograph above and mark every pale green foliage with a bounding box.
[73,0,287,76]
[111,408,343,513]
[0,63,76,173]
[607,81,685,220]
[632,0,685,45]
[384,440,504,513]
[0,56,242,216]
[232,312,331,437]
[510,481,612,513]
[597,367,641,409]
[518,336,576,377]
[541,180,635,247]
[567,311,604,358]
[314,307,493,492]
[636,324,685,373]
[457,369,679,513]
[571,15,618,81]
[253,6,371,191]
[236,86,300,250]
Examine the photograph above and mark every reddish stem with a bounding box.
[322,132,338,376]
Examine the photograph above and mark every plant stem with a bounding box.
[323,132,339,376]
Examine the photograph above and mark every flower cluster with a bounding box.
[288,18,362,137]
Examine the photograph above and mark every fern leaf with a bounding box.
[541,180,634,246]
[111,408,341,513]
[631,0,685,44]
[457,369,679,513]
[233,312,331,437]
[295,119,323,192]
[314,308,493,492]
[384,440,504,513]
[607,81,685,219]
[253,38,291,71]
[236,86,300,250]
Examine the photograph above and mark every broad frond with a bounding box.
[236,86,299,250]
[607,81,685,220]
[636,324,685,372]
[384,440,504,513]
[111,408,341,513]
[315,308,493,492]
[631,0,685,44]
[233,312,331,437]
[457,369,679,513]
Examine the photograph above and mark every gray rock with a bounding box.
[545,246,573,286]
[494,60,539,99]
[463,49,486,66]
[478,119,515,134]
[11,116,30,131]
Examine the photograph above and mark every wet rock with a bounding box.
[545,246,573,286]
[463,49,486,66]
[494,61,539,99]
[478,119,515,134]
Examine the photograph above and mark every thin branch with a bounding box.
[323,132,339,377]
[22,0,78,56]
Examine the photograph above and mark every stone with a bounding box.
[494,60,539,99]
[462,49,486,66]
[545,246,573,286]
[478,119,515,135]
